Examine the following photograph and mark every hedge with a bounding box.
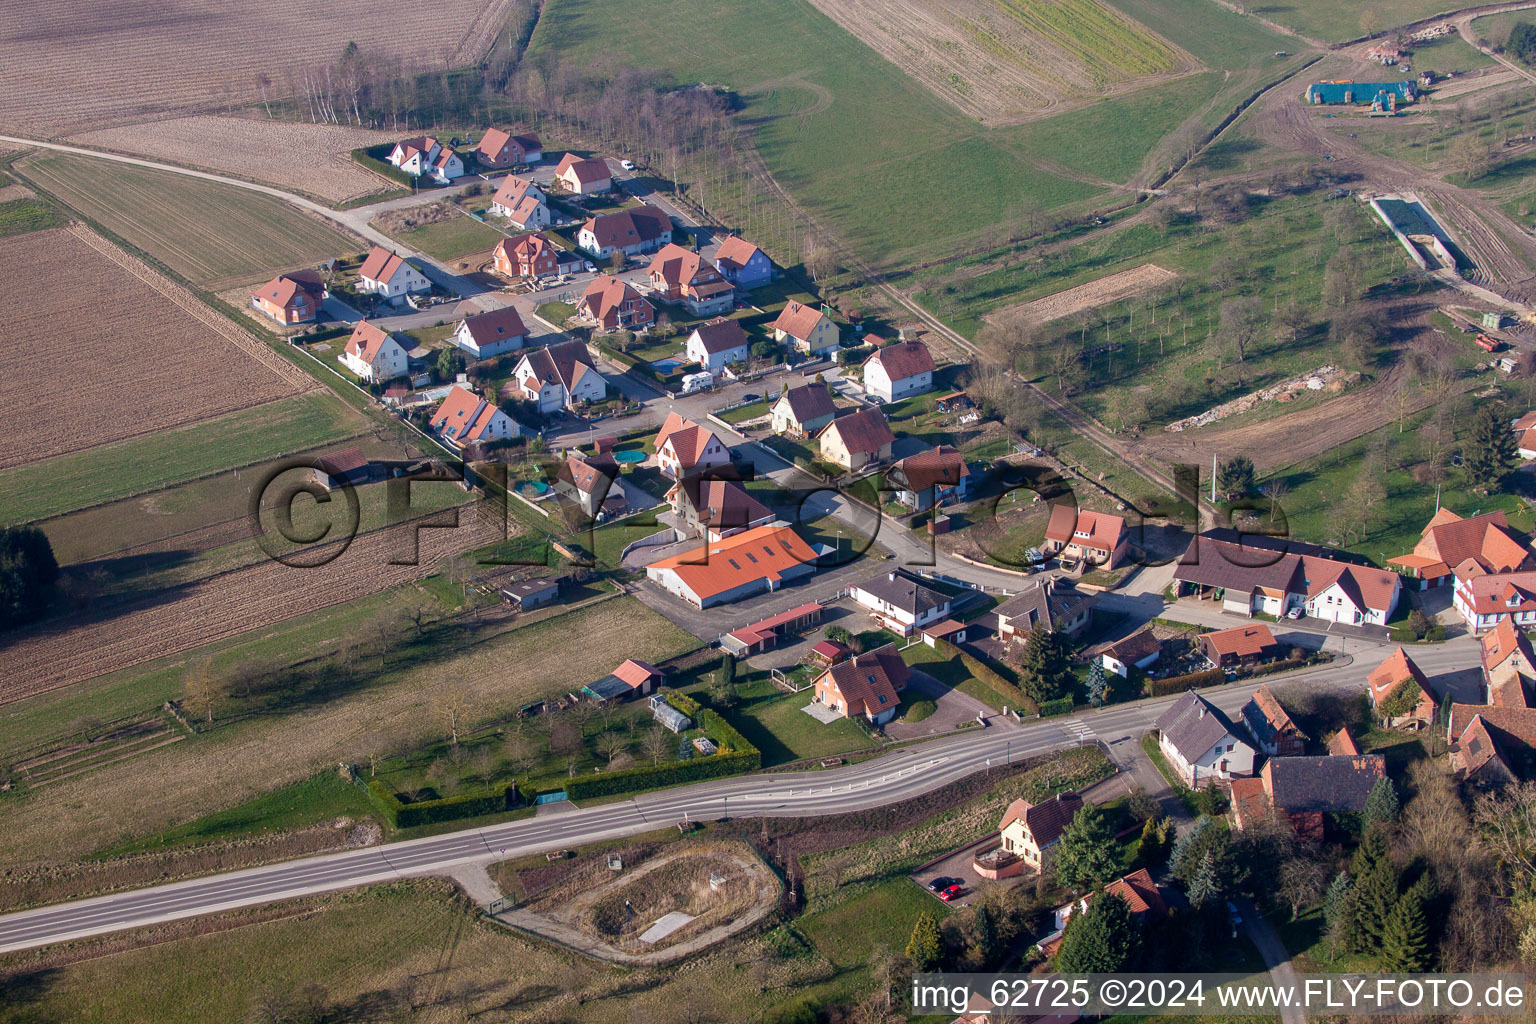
[1038,696,1075,718]
[1389,624,1446,643]
[367,779,524,829]
[937,640,1038,715]
[1144,668,1226,697]
[563,691,761,800]
[351,144,440,189]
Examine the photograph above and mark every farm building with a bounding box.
[308,445,375,491]
[501,578,561,611]
[1304,81,1416,109]
[645,524,820,608]
[720,602,824,658]
[585,659,661,701]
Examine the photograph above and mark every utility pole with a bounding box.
[1210,452,1217,504]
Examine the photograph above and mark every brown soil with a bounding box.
[988,263,1178,326]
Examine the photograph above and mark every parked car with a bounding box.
[620,160,636,171]
[741,393,759,402]
[1287,607,1305,619]
[939,884,967,902]
[927,876,959,893]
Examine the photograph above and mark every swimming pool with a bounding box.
[612,449,647,464]
[519,480,551,495]
[650,358,684,373]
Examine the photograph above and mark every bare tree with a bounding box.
[183,660,226,725]
[1278,854,1328,921]
[641,726,671,765]
[1217,297,1263,363]
[802,235,839,284]
[596,730,629,766]
[432,683,475,749]
[504,726,539,777]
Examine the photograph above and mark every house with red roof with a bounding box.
[1389,508,1532,588]
[452,305,527,359]
[647,243,734,317]
[654,412,731,481]
[1455,567,1536,634]
[998,791,1084,872]
[1482,618,1536,707]
[576,276,655,332]
[1367,647,1436,728]
[644,524,819,608]
[1297,554,1401,627]
[1230,753,1386,841]
[1172,532,1399,624]
[811,645,910,725]
[818,407,895,471]
[339,321,408,382]
[357,246,431,304]
[712,234,773,289]
[683,318,750,372]
[667,476,774,542]
[862,340,936,404]
[577,206,672,260]
[1198,623,1282,669]
[1045,868,1169,952]
[489,174,550,231]
[1448,701,1536,785]
[771,300,839,356]
[473,128,541,169]
[1043,506,1128,570]
[553,153,611,194]
[511,339,605,412]
[492,233,559,281]
[1239,684,1307,756]
[250,270,326,325]
[387,136,441,175]
[429,385,518,452]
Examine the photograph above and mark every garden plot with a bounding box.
[988,263,1178,326]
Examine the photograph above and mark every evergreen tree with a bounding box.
[1055,805,1120,890]
[1362,778,1400,828]
[1085,660,1108,707]
[1217,455,1257,500]
[0,526,58,631]
[1464,403,1517,494]
[1381,875,1435,972]
[1170,816,1214,882]
[1351,831,1400,954]
[906,911,943,971]
[1055,891,1141,973]
[972,904,999,967]
[1323,871,1355,957]
[1136,816,1169,867]
[1185,851,1221,910]
[1018,627,1074,704]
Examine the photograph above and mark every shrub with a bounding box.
[367,779,524,829]
[564,749,758,799]
[1038,696,1075,718]
[905,699,937,723]
[1144,669,1225,697]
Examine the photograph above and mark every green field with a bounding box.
[376,211,505,261]
[796,877,948,968]
[0,391,367,525]
[17,151,357,287]
[1253,0,1467,43]
[0,196,65,237]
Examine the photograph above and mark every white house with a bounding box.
[340,321,408,383]
[771,300,839,356]
[554,153,612,195]
[489,174,551,231]
[429,385,519,451]
[848,569,952,636]
[452,306,527,359]
[654,411,731,481]
[1100,630,1161,678]
[512,339,606,412]
[1299,556,1400,626]
[1153,691,1256,787]
[388,136,441,175]
[425,147,463,185]
[684,318,750,372]
[357,246,431,304]
[862,340,936,404]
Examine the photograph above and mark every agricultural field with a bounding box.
[990,261,1177,325]
[0,225,313,471]
[1257,0,1469,44]
[68,115,401,203]
[805,0,1197,124]
[0,194,63,236]
[0,0,515,136]
[15,151,358,287]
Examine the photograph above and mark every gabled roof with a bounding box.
[555,153,610,185]
[251,270,324,307]
[888,445,968,492]
[492,173,541,208]
[818,645,910,717]
[1046,507,1126,554]
[344,320,397,363]
[772,300,830,341]
[1483,617,1536,679]
[314,445,368,477]
[1297,555,1399,615]
[1155,691,1247,762]
[994,577,1095,632]
[433,147,459,171]
[1241,684,1304,747]
[645,524,817,602]
[865,339,935,381]
[581,206,671,249]
[674,478,771,531]
[476,127,513,161]
[649,243,725,290]
[556,453,617,497]
[1200,623,1278,659]
[578,275,650,324]
[1448,702,1536,746]
[612,659,660,688]
[1462,571,1536,616]
[429,385,506,443]
[713,234,765,272]
[494,231,556,267]
[1103,868,1168,918]
[1264,755,1385,813]
[1327,728,1361,756]
[1367,647,1432,709]
[1173,534,1304,595]
[1405,509,1530,575]
[1104,629,1161,664]
[819,407,894,457]
[359,246,415,285]
[853,568,950,618]
[774,383,835,425]
[1455,715,1516,779]
[517,339,597,394]
[999,791,1084,848]
[688,317,749,356]
[654,411,724,470]
[459,306,527,348]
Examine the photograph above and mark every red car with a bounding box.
[938,884,966,902]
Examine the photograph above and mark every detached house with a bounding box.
[812,645,910,725]
[849,568,952,636]
[1239,684,1307,756]
[862,340,935,404]
[995,577,1095,640]
[1448,702,1536,785]
[489,174,550,231]
[1368,647,1436,728]
[388,136,441,176]
[1389,508,1532,588]
[357,246,431,304]
[339,321,407,382]
[429,385,518,452]
[1230,754,1386,841]
[770,383,836,438]
[492,233,559,281]
[474,128,541,169]
[452,305,527,359]
[648,243,734,317]
[250,270,326,325]
[1174,533,1400,624]
[1154,690,1256,786]
[817,407,894,472]
[684,318,750,372]
[668,476,774,542]
[1100,629,1161,678]
[511,339,605,412]
[1483,618,1536,707]
[654,412,731,481]
[1455,569,1536,634]
[578,206,673,260]
[577,276,654,332]
[1043,506,1128,570]
[1198,623,1281,669]
[998,792,1084,872]
[554,153,612,194]
[554,453,621,517]
[886,445,971,512]
[771,300,839,356]
[712,234,773,289]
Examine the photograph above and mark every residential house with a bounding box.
[1230,754,1386,841]
[849,568,952,636]
[553,453,621,517]
[1042,506,1128,570]
[771,300,839,356]
[584,659,661,702]
[452,306,527,359]
[886,445,971,512]
[1447,702,1536,785]
[1198,623,1281,669]
[429,385,518,452]
[817,407,895,472]
[387,136,441,175]
[712,235,773,289]
[554,153,612,194]
[647,243,734,317]
[425,147,463,185]
[511,339,605,412]
[489,175,550,231]
[1239,684,1307,757]
[654,412,731,481]
[1100,629,1161,678]
[250,270,326,325]
[997,792,1084,872]
[492,233,559,281]
[668,476,774,542]
[770,383,836,438]
[357,246,430,304]
[684,318,750,372]
[474,128,541,169]
[862,340,936,404]
[1367,647,1436,728]
[1043,868,1169,956]
[1173,533,1400,624]
[1454,568,1536,634]
[1298,555,1401,626]
[500,578,560,611]
[1388,508,1532,588]
[994,577,1095,640]
[811,645,910,725]
[1483,618,1536,707]
[1154,690,1257,786]
[339,321,408,382]
[576,276,655,332]
[577,206,673,260]
[644,523,819,608]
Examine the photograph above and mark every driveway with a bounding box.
[909,836,1031,911]
[884,668,1003,740]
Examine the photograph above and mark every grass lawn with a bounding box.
[627,334,686,362]
[0,196,66,237]
[676,672,869,766]
[797,877,947,969]
[589,515,668,569]
[535,300,576,325]
[376,211,504,261]
[17,151,356,288]
[0,391,368,525]
[717,399,770,423]
[403,322,458,348]
[1248,0,1476,42]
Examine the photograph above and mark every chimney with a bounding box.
[888,572,897,582]
[1198,704,1206,718]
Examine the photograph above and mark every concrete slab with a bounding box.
[801,700,844,725]
[639,911,695,944]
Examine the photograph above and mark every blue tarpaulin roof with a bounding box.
[1306,81,1414,105]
